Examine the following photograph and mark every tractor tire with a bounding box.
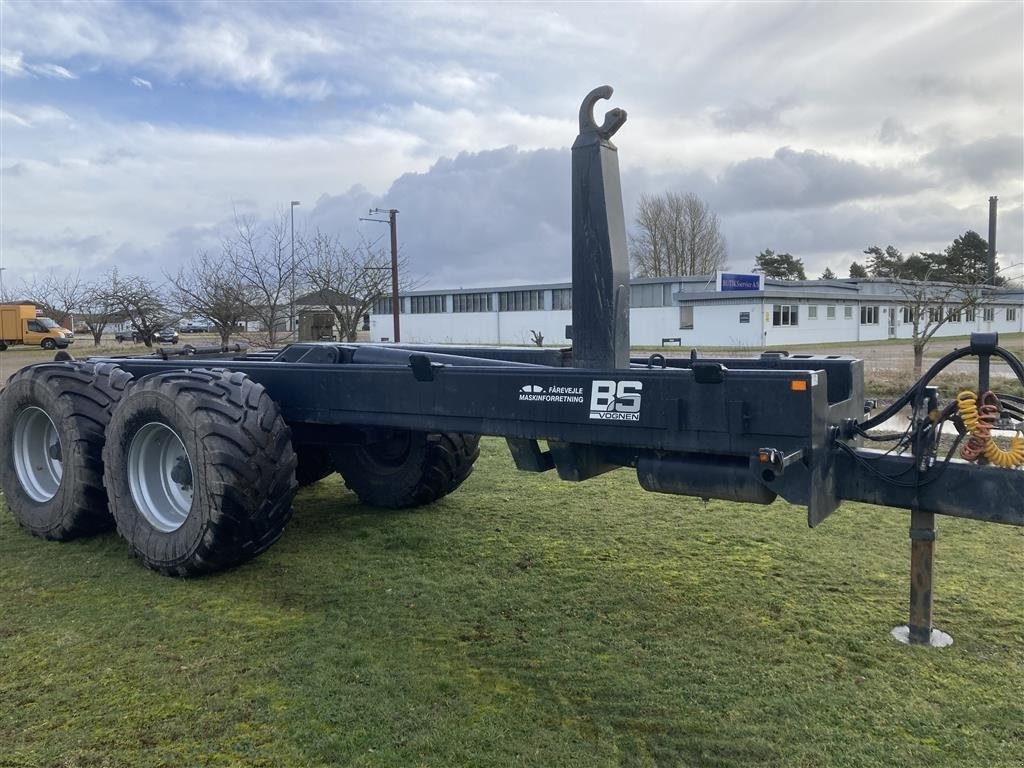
[333,430,480,509]
[0,362,133,540]
[103,368,298,576]
[41,338,56,350]
[0,341,8,351]
[295,446,336,488]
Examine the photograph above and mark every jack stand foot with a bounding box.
[893,508,952,647]
[890,625,953,648]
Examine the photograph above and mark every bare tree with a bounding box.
[101,269,172,348]
[629,192,728,277]
[223,213,298,347]
[299,231,400,342]
[168,251,251,346]
[895,277,988,375]
[21,271,120,345]
[77,282,121,346]
[22,271,89,329]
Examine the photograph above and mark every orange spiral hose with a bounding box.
[957,390,1024,468]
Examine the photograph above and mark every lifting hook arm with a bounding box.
[576,85,627,144]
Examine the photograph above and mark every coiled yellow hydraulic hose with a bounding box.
[957,390,1024,468]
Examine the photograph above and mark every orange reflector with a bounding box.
[759,452,770,463]
[790,380,807,391]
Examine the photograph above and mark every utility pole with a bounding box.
[360,208,401,342]
[290,200,301,340]
[987,196,997,285]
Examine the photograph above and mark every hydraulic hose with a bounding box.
[957,390,1024,468]
[857,346,975,431]
[858,344,1024,433]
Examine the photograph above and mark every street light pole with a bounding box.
[360,208,401,342]
[290,200,300,340]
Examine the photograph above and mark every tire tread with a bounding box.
[104,368,297,576]
[0,362,132,540]
[334,431,480,509]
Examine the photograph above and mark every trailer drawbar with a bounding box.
[1,86,1021,647]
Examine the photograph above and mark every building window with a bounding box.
[453,292,492,313]
[772,304,798,327]
[373,297,400,315]
[808,305,818,319]
[965,308,976,322]
[552,288,572,311]
[844,306,853,319]
[499,289,544,312]
[946,308,960,323]
[410,294,447,314]
[631,283,668,307]
[739,311,750,324]
[902,307,918,324]
[826,305,836,319]
[679,306,694,329]
[1008,308,1018,322]
[929,306,942,322]
[860,306,879,325]
[983,307,995,322]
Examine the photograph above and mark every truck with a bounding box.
[0,87,1021,648]
[0,303,75,351]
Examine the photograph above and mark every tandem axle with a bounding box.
[1,87,1021,648]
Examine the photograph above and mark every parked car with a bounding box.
[179,321,210,334]
[115,327,180,345]
[156,327,181,344]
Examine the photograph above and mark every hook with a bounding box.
[578,85,627,141]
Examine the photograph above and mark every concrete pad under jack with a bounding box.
[890,625,954,648]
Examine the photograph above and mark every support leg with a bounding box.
[891,508,953,647]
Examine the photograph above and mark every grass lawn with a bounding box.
[2,438,1022,767]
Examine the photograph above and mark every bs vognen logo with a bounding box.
[588,380,642,421]
[517,380,643,421]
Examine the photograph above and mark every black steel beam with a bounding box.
[835,448,1024,526]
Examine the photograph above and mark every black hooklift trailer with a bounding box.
[2,87,1022,648]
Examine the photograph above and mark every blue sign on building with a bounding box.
[716,272,760,292]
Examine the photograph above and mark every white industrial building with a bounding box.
[369,275,1024,348]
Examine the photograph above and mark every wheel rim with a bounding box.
[12,407,63,502]
[363,432,413,469]
[127,422,194,532]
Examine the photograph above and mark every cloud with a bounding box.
[710,97,796,134]
[2,229,110,268]
[719,196,1023,277]
[130,75,152,89]
[0,48,26,75]
[0,104,71,127]
[0,2,1020,291]
[922,135,1024,186]
[878,117,918,145]
[0,109,32,128]
[707,147,924,213]
[309,147,571,287]
[3,4,344,101]
[0,49,76,79]
[28,62,77,79]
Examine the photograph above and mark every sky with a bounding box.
[2,0,1022,292]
